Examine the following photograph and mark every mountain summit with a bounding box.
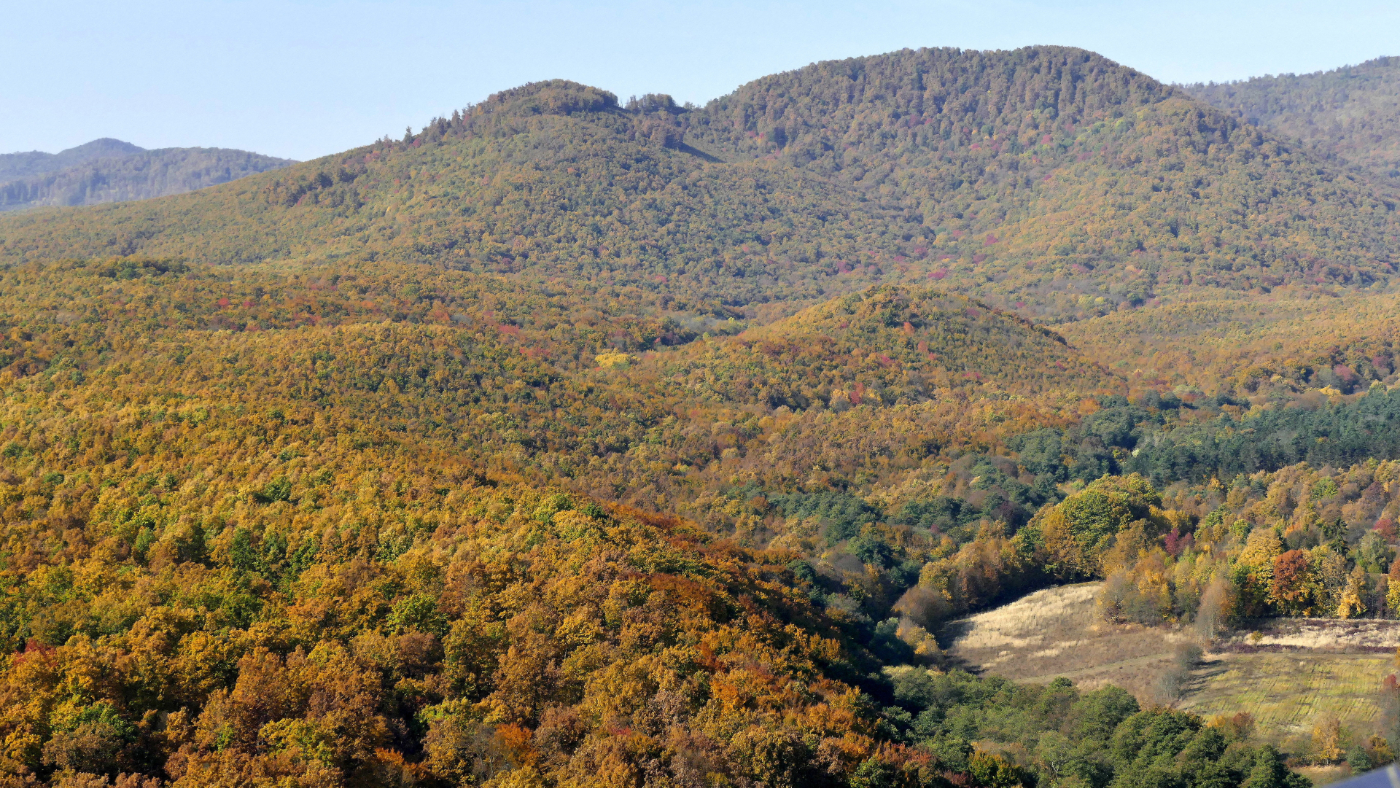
[1,47,1396,321]
[0,138,145,181]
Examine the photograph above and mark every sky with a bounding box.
[6,0,1399,162]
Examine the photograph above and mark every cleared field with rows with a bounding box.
[1180,653,1392,742]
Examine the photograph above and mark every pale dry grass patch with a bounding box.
[941,582,1192,700]
[949,583,1100,652]
[1294,765,1353,787]
[1218,619,1400,652]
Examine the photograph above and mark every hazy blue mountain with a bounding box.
[1185,56,1400,181]
[0,139,293,211]
[0,138,145,180]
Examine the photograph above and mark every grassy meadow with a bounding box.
[940,582,1191,700]
[1180,652,1392,742]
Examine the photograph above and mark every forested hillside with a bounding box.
[0,258,1115,645]
[0,255,1310,787]
[1059,287,1400,399]
[2,44,1400,787]
[2,48,1397,320]
[0,140,293,212]
[0,332,889,786]
[687,47,1399,312]
[1187,56,1400,182]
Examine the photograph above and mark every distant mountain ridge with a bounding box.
[1,47,1397,323]
[1185,56,1400,182]
[0,138,144,180]
[0,138,294,211]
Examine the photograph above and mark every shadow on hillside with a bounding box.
[938,653,986,676]
[934,619,987,675]
[1184,658,1230,693]
[676,143,724,163]
[936,618,975,650]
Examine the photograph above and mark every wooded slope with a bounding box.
[2,48,1396,320]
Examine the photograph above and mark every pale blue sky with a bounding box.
[6,0,1398,161]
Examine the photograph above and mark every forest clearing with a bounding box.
[945,583,1397,745]
[940,582,1191,699]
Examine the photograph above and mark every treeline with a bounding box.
[890,455,1400,634]
[879,670,1310,788]
[1128,388,1400,483]
[1098,459,1400,627]
[965,385,1400,493]
[1017,386,1400,488]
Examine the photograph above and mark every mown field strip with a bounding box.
[1180,653,1390,739]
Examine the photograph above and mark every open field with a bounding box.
[939,582,1192,699]
[1179,652,1392,742]
[943,582,1398,742]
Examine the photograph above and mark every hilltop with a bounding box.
[0,139,293,212]
[1186,56,1400,182]
[687,47,1400,311]
[2,47,1397,319]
